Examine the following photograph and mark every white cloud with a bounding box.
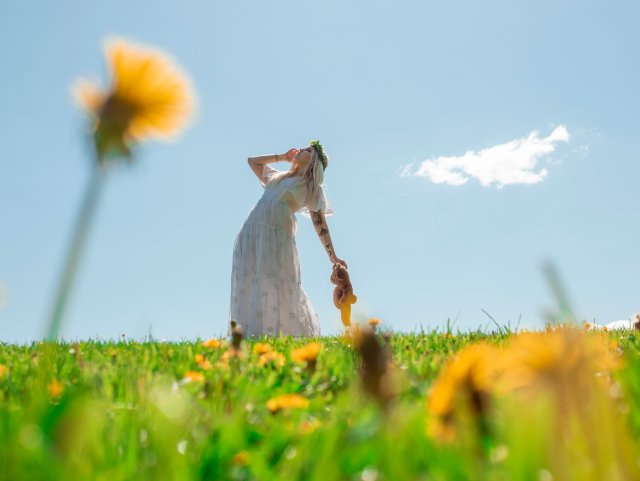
[401,126,570,188]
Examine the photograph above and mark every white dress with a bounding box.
[229,164,333,337]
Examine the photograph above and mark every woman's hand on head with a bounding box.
[284,148,299,162]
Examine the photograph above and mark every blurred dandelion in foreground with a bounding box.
[194,354,212,370]
[425,326,638,479]
[498,327,619,409]
[266,394,310,413]
[202,338,222,349]
[73,37,195,161]
[426,342,498,443]
[291,342,322,373]
[252,343,272,355]
[257,350,285,368]
[182,371,204,383]
[46,37,196,340]
[498,327,636,480]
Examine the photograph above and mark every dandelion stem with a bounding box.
[46,167,105,341]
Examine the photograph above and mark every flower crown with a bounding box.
[309,140,328,170]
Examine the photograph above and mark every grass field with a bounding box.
[1,326,639,481]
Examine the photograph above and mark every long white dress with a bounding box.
[229,164,333,337]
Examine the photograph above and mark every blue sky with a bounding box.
[1,1,639,342]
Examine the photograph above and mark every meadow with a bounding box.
[1,324,639,481]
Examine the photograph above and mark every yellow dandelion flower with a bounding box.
[216,348,244,368]
[427,417,457,444]
[258,351,285,368]
[266,394,310,413]
[367,318,381,327]
[48,380,64,397]
[252,343,272,355]
[427,342,499,441]
[202,338,222,349]
[195,354,212,371]
[222,349,244,362]
[498,328,619,404]
[0,364,8,378]
[183,370,205,383]
[291,342,323,364]
[73,37,196,160]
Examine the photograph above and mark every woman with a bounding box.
[229,141,347,337]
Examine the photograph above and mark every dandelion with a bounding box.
[216,348,245,368]
[195,354,212,370]
[183,371,205,383]
[266,394,310,413]
[73,37,195,161]
[497,327,636,478]
[258,351,285,368]
[0,364,8,378]
[46,37,196,341]
[291,343,323,362]
[202,338,222,349]
[252,343,272,355]
[367,318,381,328]
[200,360,212,370]
[498,328,619,411]
[291,342,322,373]
[426,342,498,442]
[48,380,64,398]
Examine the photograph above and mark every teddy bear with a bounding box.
[330,263,357,327]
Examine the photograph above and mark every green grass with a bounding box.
[1,330,639,480]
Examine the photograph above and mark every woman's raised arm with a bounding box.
[248,149,299,183]
[310,210,347,268]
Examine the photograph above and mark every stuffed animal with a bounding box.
[330,263,357,327]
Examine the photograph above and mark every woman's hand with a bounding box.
[330,255,348,270]
[283,148,299,162]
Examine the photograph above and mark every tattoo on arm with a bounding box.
[310,211,336,259]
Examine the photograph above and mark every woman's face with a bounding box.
[294,147,314,172]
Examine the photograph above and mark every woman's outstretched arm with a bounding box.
[310,210,347,268]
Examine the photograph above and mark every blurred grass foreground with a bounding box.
[1,325,640,480]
